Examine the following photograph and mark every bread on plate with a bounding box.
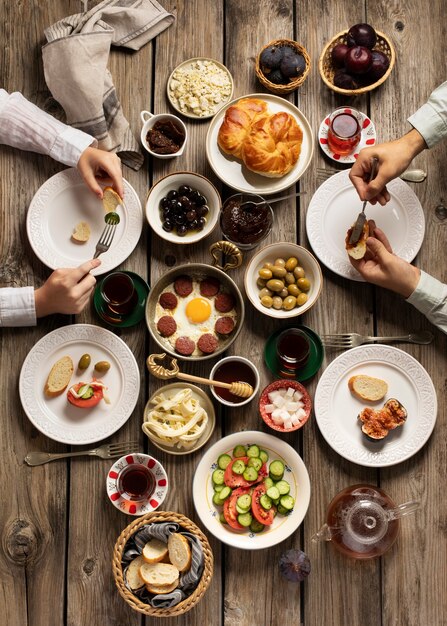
[71,221,91,243]
[346,221,369,260]
[44,356,74,397]
[348,375,388,402]
[142,538,168,564]
[168,533,192,573]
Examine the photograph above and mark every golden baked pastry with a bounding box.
[217,97,268,159]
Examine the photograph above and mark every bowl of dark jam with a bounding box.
[140,111,187,159]
[220,193,274,250]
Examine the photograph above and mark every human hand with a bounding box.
[349,129,427,206]
[34,259,101,318]
[349,220,420,298]
[77,147,124,199]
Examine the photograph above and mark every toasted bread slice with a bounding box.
[102,186,122,212]
[71,221,91,243]
[45,356,74,397]
[168,533,192,573]
[145,578,179,595]
[125,556,146,591]
[139,562,179,587]
[346,221,369,260]
[348,375,388,402]
[142,538,168,564]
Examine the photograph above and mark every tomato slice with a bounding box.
[224,458,268,488]
[67,382,104,409]
[252,484,275,526]
[223,487,251,530]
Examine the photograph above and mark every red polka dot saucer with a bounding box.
[106,453,168,516]
[318,110,376,164]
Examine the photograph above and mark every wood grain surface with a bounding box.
[0,1,445,625]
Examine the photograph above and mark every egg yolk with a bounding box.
[185,297,211,323]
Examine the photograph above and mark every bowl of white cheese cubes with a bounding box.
[259,380,311,432]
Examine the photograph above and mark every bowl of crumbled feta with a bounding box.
[167,58,234,119]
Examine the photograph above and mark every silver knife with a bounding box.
[349,157,379,245]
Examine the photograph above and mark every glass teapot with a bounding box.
[312,484,420,559]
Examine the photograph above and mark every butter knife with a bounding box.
[349,157,379,245]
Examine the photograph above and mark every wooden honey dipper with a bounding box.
[147,353,254,399]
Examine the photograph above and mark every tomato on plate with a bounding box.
[252,484,276,526]
[223,487,251,530]
[224,457,268,488]
[67,381,104,409]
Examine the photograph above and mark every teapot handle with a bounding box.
[387,500,420,521]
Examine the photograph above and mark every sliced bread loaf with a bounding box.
[71,221,91,243]
[45,356,74,397]
[168,533,192,573]
[142,538,168,564]
[102,186,122,212]
[125,555,146,591]
[145,578,179,595]
[139,562,179,587]
[348,375,388,402]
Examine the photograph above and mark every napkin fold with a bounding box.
[42,0,175,170]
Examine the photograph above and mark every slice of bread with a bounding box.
[139,562,179,587]
[346,221,369,260]
[348,375,388,402]
[71,221,91,243]
[45,356,74,397]
[125,555,146,591]
[168,533,192,573]
[145,578,179,595]
[142,538,168,564]
[102,186,122,212]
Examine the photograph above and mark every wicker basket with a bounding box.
[112,511,214,617]
[319,30,395,96]
[256,39,311,95]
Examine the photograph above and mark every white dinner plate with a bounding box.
[27,168,143,276]
[306,170,425,281]
[206,93,314,195]
[193,431,311,550]
[314,345,437,467]
[19,324,140,445]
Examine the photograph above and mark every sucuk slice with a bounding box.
[215,292,235,313]
[200,277,220,297]
[175,336,195,356]
[174,275,193,297]
[159,292,178,310]
[197,333,218,354]
[156,315,177,337]
[215,316,235,335]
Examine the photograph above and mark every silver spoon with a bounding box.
[239,191,307,210]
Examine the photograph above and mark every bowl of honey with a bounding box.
[209,356,260,407]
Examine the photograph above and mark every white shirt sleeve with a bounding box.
[0,287,36,327]
[0,89,97,166]
[406,270,447,334]
[407,81,447,149]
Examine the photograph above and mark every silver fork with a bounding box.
[321,330,434,349]
[93,221,118,258]
[24,440,139,466]
[316,167,427,183]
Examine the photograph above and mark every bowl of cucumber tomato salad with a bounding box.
[192,431,310,549]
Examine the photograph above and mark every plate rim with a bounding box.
[192,430,311,550]
[206,92,314,195]
[19,323,140,445]
[313,344,437,467]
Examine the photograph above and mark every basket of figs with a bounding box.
[319,23,395,95]
[256,39,311,95]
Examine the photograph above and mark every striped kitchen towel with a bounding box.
[42,0,175,170]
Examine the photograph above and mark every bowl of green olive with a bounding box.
[244,242,323,319]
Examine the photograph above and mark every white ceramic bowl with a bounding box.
[244,242,323,319]
[140,111,187,159]
[146,172,221,245]
[209,356,260,407]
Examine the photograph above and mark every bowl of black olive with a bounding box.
[146,172,221,244]
[255,39,311,95]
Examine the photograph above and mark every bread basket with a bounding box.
[256,39,311,95]
[319,29,395,95]
[112,511,214,617]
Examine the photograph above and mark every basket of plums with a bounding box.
[319,23,395,95]
[256,39,311,95]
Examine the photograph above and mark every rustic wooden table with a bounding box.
[1,1,446,625]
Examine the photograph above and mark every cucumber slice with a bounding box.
[217,454,232,470]
[243,467,258,482]
[279,495,295,511]
[213,492,225,506]
[214,484,224,493]
[219,486,232,500]
[236,494,251,510]
[212,469,225,485]
[276,480,290,495]
[232,459,246,475]
[260,494,272,510]
[272,497,280,506]
[219,513,227,524]
[247,457,262,471]
[250,519,265,533]
[247,445,260,458]
[277,504,290,516]
[263,477,274,490]
[237,512,253,527]
[266,486,280,500]
[259,449,269,464]
[236,503,250,515]
[233,445,247,458]
[269,459,285,481]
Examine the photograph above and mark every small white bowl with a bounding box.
[146,171,221,244]
[209,356,260,407]
[140,111,187,159]
[244,242,323,319]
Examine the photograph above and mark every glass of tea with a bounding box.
[100,272,137,319]
[327,107,362,155]
[117,463,155,502]
[276,328,310,378]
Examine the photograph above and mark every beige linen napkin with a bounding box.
[42,0,175,170]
